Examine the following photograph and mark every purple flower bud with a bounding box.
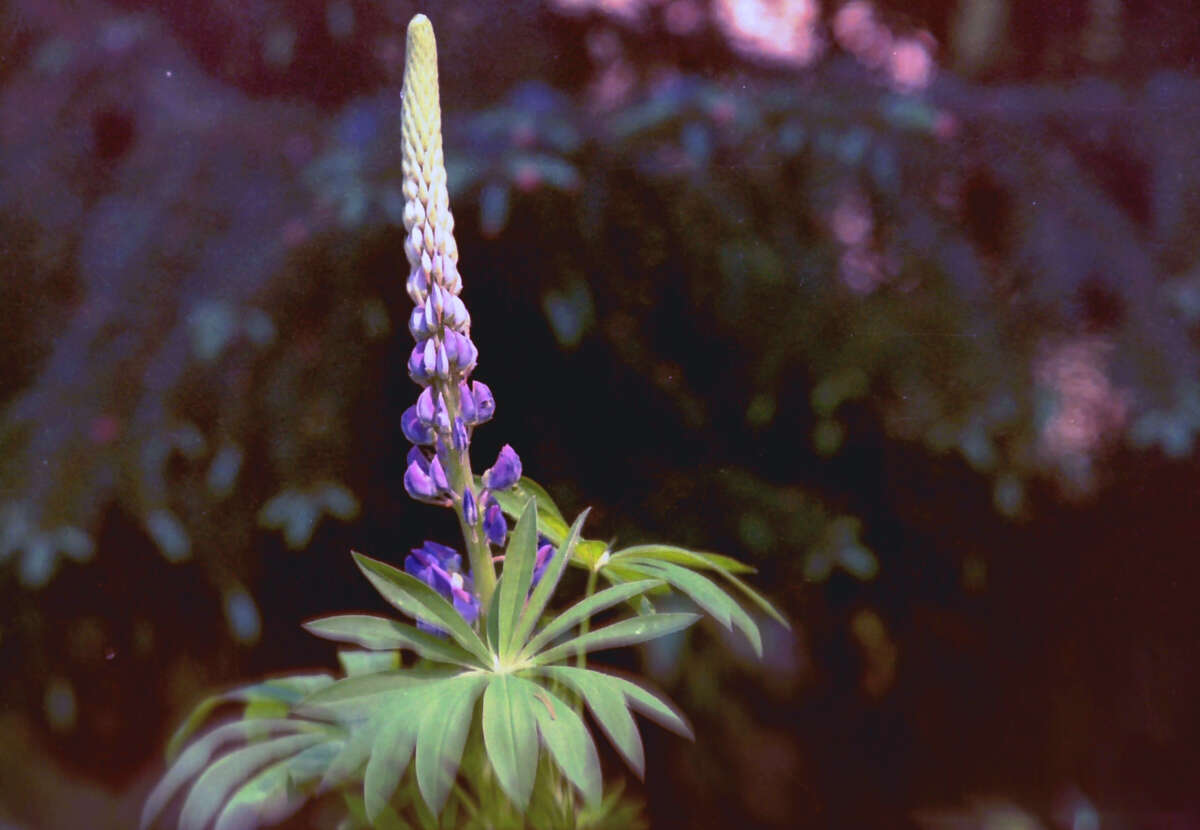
[443,256,462,294]
[452,416,469,452]
[459,381,477,423]
[404,458,440,502]
[407,264,429,303]
[435,341,450,378]
[471,381,495,424]
[423,338,438,376]
[463,488,478,525]
[483,444,522,490]
[409,306,430,340]
[416,387,437,425]
[445,294,470,331]
[409,343,432,385]
[532,542,555,587]
[484,502,507,546]
[423,294,437,330]
[421,250,433,278]
[447,330,478,373]
[407,445,428,469]
[401,405,435,445]
[431,282,445,315]
[428,454,450,492]
[434,396,452,432]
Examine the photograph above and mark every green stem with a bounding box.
[575,567,600,670]
[435,377,497,607]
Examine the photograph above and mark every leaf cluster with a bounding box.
[144,482,782,827]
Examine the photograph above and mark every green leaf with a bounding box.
[519,678,601,806]
[338,649,400,677]
[342,784,413,830]
[364,694,424,823]
[304,614,479,667]
[537,666,644,778]
[299,670,451,717]
[626,560,763,657]
[485,576,502,653]
[486,477,570,544]
[178,732,328,830]
[214,738,341,830]
[716,569,790,629]
[531,612,700,666]
[352,552,491,665]
[613,545,790,629]
[143,719,323,830]
[496,498,539,659]
[511,510,589,654]
[414,673,487,816]
[521,580,665,660]
[165,674,334,759]
[320,717,375,791]
[574,539,610,569]
[481,674,539,811]
[611,544,756,574]
[602,673,694,740]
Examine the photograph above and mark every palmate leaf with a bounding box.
[495,499,539,659]
[143,719,328,829]
[510,509,589,654]
[519,579,664,659]
[623,559,763,657]
[519,678,602,806]
[536,666,644,778]
[363,692,424,823]
[165,674,335,759]
[213,738,342,830]
[537,665,693,741]
[611,545,789,629]
[297,669,453,718]
[303,614,479,667]
[352,551,491,665]
[414,673,487,816]
[531,612,700,666]
[481,674,539,811]
[178,732,333,830]
[612,544,756,575]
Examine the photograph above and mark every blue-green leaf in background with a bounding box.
[164,675,334,760]
[364,693,424,823]
[214,738,341,830]
[178,732,330,830]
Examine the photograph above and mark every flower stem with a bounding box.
[575,566,600,669]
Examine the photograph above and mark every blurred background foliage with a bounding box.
[2,0,1199,827]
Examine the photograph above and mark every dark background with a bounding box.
[2,0,1199,827]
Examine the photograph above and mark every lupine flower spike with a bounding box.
[144,13,783,830]
[398,13,521,612]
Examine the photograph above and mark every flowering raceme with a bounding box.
[143,15,785,830]
[397,13,522,613]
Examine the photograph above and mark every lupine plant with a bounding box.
[141,14,785,830]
